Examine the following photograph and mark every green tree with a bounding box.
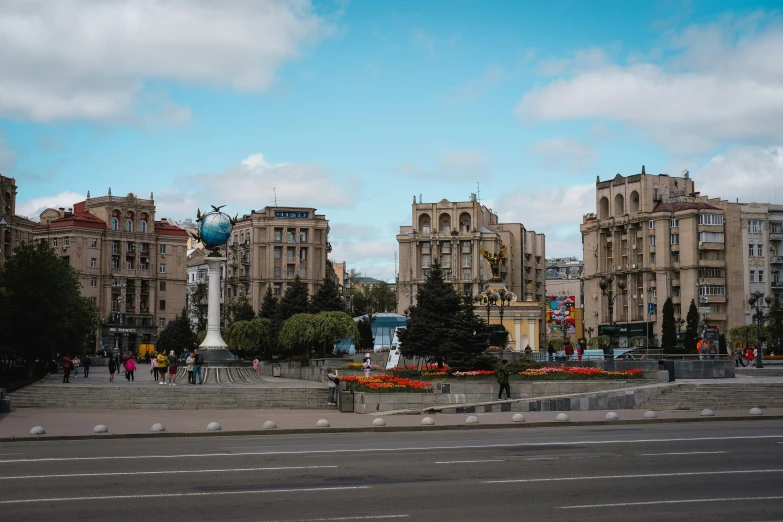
[227,317,271,358]
[157,308,196,355]
[278,312,359,358]
[188,281,208,332]
[313,311,359,357]
[766,300,783,355]
[309,277,344,313]
[367,282,397,313]
[0,241,99,375]
[350,288,369,317]
[232,296,256,322]
[278,313,316,357]
[718,333,728,357]
[259,286,279,319]
[661,297,676,349]
[278,275,310,321]
[356,316,375,352]
[685,299,700,352]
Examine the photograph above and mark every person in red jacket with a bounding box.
[62,355,72,383]
[564,342,574,361]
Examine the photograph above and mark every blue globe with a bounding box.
[199,212,233,249]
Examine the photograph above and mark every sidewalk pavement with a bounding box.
[2,406,782,441]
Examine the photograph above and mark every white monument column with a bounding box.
[514,316,521,352]
[200,256,228,351]
[528,318,537,351]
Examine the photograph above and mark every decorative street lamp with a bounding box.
[748,291,773,369]
[598,274,627,359]
[473,289,513,325]
[676,316,685,338]
[474,290,497,324]
[586,326,595,340]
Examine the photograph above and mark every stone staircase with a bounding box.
[638,383,783,411]
[736,367,783,377]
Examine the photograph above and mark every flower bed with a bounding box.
[517,367,644,380]
[341,375,433,393]
[340,362,384,371]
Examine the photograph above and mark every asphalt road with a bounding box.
[1,421,782,521]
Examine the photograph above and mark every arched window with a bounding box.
[140,220,147,233]
[125,219,133,232]
[111,217,119,231]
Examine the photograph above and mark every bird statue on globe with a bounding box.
[191,205,238,256]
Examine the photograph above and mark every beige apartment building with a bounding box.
[741,203,783,323]
[581,168,744,345]
[397,194,546,350]
[32,191,189,353]
[225,206,331,308]
[0,175,36,261]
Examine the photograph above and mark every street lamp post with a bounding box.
[748,291,773,369]
[676,316,685,337]
[598,274,628,359]
[474,291,497,324]
[0,212,8,259]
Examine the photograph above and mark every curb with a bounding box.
[1,414,781,443]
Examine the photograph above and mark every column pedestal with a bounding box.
[199,255,243,366]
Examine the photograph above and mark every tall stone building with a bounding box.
[741,203,783,323]
[0,175,36,261]
[397,194,546,350]
[224,206,331,309]
[581,168,744,345]
[32,191,189,353]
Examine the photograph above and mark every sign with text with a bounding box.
[109,327,136,334]
[274,211,310,219]
[386,349,402,370]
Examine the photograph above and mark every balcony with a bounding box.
[698,242,725,251]
[140,287,149,295]
[772,281,783,289]
[111,286,122,294]
[241,241,250,249]
[705,312,727,322]
[770,232,783,241]
[125,251,135,258]
[772,256,783,264]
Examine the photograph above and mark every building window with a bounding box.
[274,247,281,259]
[299,230,308,243]
[64,237,69,247]
[699,232,724,243]
[91,258,97,268]
[273,284,281,295]
[441,255,451,268]
[421,220,430,234]
[111,217,119,231]
[159,300,166,310]
[650,253,656,264]
[462,254,472,267]
[91,296,97,305]
[53,238,58,247]
[91,278,97,288]
[140,221,147,233]
[300,248,307,262]
[441,241,451,253]
[160,281,166,291]
[274,228,282,242]
[749,244,755,257]
[125,219,133,232]
[287,250,295,263]
[757,243,764,257]
[670,234,679,245]
[159,318,165,328]
[699,213,724,226]
[62,256,70,265]
[274,267,281,278]
[421,255,431,268]
[675,304,682,316]
[649,220,655,229]
[299,268,306,278]
[462,268,471,280]
[710,304,722,314]
[672,252,680,263]
[670,218,679,228]
[160,263,166,273]
[649,235,656,246]
[759,270,765,282]
[748,220,763,234]
[649,288,656,298]
[699,267,726,279]
[699,285,726,296]
[159,244,167,255]
[112,258,120,269]
[672,286,681,297]
[126,261,133,270]
[91,238,97,248]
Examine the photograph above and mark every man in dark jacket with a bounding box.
[82,355,92,378]
[496,360,511,400]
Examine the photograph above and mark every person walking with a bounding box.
[125,357,136,381]
[157,351,168,385]
[62,355,73,383]
[576,339,585,362]
[151,356,158,381]
[696,338,708,360]
[108,357,117,382]
[362,354,372,377]
[495,359,511,400]
[72,356,80,378]
[167,350,178,385]
[185,352,195,384]
[252,358,260,375]
[546,344,555,362]
[708,341,718,360]
[82,354,91,378]
[192,348,204,385]
[564,342,574,361]
[326,367,339,405]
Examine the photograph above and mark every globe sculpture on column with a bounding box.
[190,206,245,365]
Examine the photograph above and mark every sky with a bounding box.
[2,0,783,281]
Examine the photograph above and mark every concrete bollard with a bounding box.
[700,409,714,417]
[151,423,165,432]
[465,416,479,424]
[316,419,330,428]
[421,416,435,426]
[749,407,763,416]
[605,412,619,421]
[29,426,46,435]
[207,422,221,431]
[555,413,570,422]
[262,420,277,429]
[512,413,526,423]
[643,411,658,419]
[93,425,109,433]
[372,418,386,427]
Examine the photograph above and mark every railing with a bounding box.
[772,256,783,264]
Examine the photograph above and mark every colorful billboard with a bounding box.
[546,295,576,336]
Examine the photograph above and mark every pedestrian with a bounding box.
[151,356,158,381]
[82,354,91,378]
[62,355,72,383]
[745,346,754,366]
[495,359,511,400]
[108,357,117,382]
[576,338,585,362]
[564,342,574,361]
[185,352,195,384]
[125,357,136,381]
[524,345,533,359]
[546,344,555,362]
[167,350,178,385]
[362,354,372,377]
[697,338,708,360]
[192,348,204,385]
[72,356,80,377]
[252,358,260,374]
[708,341,718,360]
[157,351,168,384]
[326,367,339,405]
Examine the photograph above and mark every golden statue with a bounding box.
[480,245,507,280]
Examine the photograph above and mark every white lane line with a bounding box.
[0,465,337,481]
[2,435,781,463]
[0,485,370,505]
[523,457,558,461]
[559,496,783,509]
[434,460,503,464]
[264,517,409,521]
[638,451,728,456]
[484,468,783,484]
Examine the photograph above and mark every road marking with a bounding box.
[638,451,728,456]
[264,517,409,521]
[523,457,558,461]
[0,465,337,481]
[2,435,781,463]
[0,485,371,505]
[484,469,783,484]
[559,496,783,509]
[434,460,503,464]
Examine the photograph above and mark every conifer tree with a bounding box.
[310,276,344,313]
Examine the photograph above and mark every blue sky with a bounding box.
[2,0,782,280]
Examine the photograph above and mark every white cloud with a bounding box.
[0,0,334,122]
[516,15,783,154]
[537,47,612,77]
[395,149,490,182]
[15,191,85,220]
[696,146,783,203]
[448,64,506,102]
[155,152,355,222]
[527,138,596,172]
